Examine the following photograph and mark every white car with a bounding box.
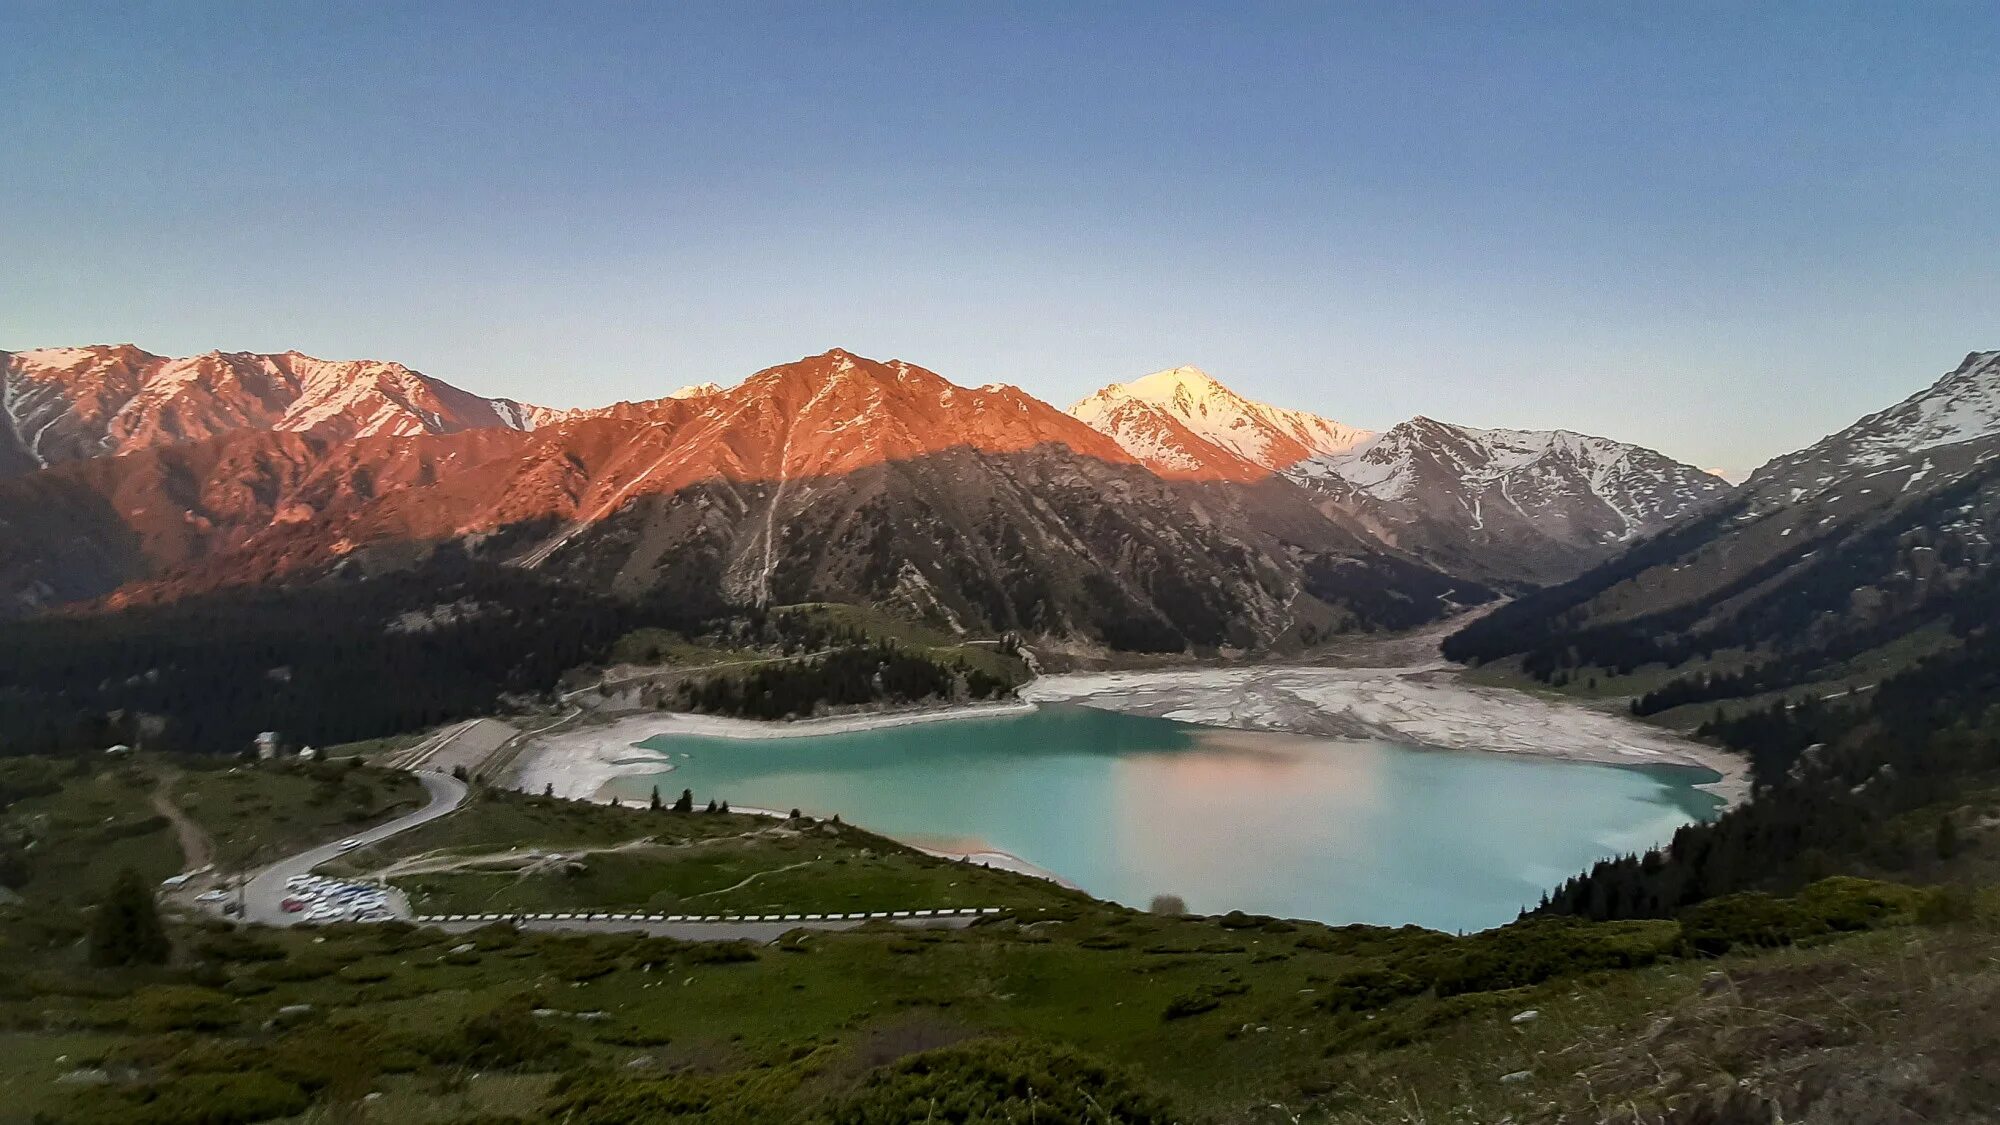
[337,839,361,851]
[195,890,228,903]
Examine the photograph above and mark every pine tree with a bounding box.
[673,788,694,814]
[704,798,719,813]
[650,786,663,811]
[544,783,555,798]
[89,868,170,967]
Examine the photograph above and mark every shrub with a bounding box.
[439,1000,573,1070]
[1917,885,1980,925]
[88,868,170,967]
[1679,878,1921,955]
[64,1072,309,1125]
[128,985,237,1033]
[251,954,339,983]
[683,940,759,965]
[1161,979,1248,1021]
[191,930,284,963]
[1314,967,1427,1013]
[1679,892,1816,955]
[1423,917,1680,996]
[815,1038,1174,1124]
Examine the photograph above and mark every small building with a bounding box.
[255,731,281,760]
[297,745,318,761]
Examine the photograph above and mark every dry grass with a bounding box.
[1307,911,2000,1125]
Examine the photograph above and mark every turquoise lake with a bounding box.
[609,705,1723,933]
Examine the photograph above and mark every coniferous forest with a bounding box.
[0,552,1010,758]
[1536,619,2000,921]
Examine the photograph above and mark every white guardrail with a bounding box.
[411,907,1006,924]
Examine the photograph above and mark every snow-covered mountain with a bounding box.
[1447,350,2000,699]
[666,381,725,399]
[1742,350,2000,507]
[0,348,1480,644]
[1070,365,1726,586]
[1070,366,1373,477]
[0,345,557,474]
[1294,419,1733,584]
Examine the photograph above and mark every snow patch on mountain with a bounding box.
[1746,351,2000,499]
[1297,419,1729,540]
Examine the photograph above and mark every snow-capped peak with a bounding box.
[1745,350,2000,499]
[0,345,560,472]
[1296,416,1730,534]
[1070,365,1373,473]
[666,382,724,399]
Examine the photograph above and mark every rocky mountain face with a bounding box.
[1294,419,1733,586]
[1445,351,2000,709]
[1071,368,1727,587]
[0,345,557,475]
[0,348,1491,647]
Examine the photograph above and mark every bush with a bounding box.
[1422,917,1680,996]
[439,1000,573,1070]
[128,985,237,1032]
[1679,878,1923,955]
[191,930,284,963]
[88,868,170,967]
[1161,979,1248,1021]
[251,954,340,983]
[1314,967,1427,1013]
[64,1071,309,1125]
[534,935,623,981]
[816,1038,1174,1124]
[683,940,759,965]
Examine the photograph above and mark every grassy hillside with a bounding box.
[321,786,1081,918]
[4,755,1998,1123]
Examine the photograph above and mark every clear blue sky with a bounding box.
[4,3,1996,474]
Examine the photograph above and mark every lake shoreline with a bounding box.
[507,701,1037,800]
[1020,664,1750,808]
[508,647,1747,809]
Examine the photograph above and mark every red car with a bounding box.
[280,898,305,913]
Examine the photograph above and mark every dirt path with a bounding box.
[686,859,815,899]
[359,825,798,880]
[150,775,214,873]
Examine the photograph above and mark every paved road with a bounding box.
[232,733,1005,941]
[240,770,468,926]
[420,914,984,941]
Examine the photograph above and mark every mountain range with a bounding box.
[3,343,1736,647]
[1446,350,2000,716]
[1068,366,1731,585]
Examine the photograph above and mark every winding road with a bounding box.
[240,770,467,926]
[229,754,991,939]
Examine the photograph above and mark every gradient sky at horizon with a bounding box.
[4,3,1996,475]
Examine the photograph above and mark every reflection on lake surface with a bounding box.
[610,705,1721,933]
